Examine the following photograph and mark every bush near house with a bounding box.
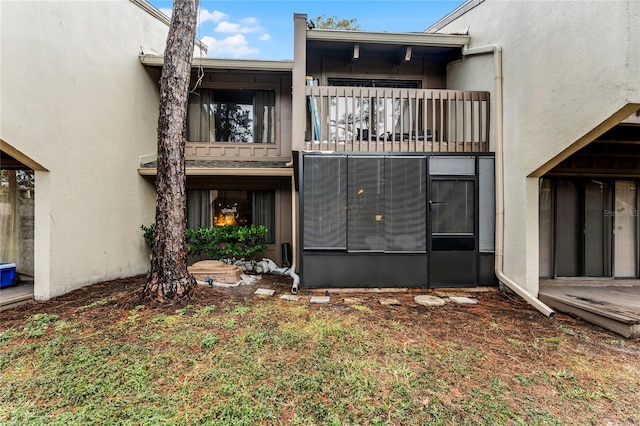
[186,225,268,260]
[141,224,268,260]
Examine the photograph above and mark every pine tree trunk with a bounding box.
[143,0,199,302]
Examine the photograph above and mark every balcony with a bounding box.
[304,86,491,153]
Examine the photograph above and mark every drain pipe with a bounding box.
[285,163,301,294]
[462,44,555,318]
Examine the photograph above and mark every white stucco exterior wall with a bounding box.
[440,0,640,293]
[1,1,169,298]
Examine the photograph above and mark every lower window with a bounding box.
[186,189,275,243]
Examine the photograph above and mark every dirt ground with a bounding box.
[2,274,640,424]
[3,273,638,348]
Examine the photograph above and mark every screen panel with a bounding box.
[348,157,385,251]
[303,156,347,249]
[384,157,427,252]
[479,157,495,253]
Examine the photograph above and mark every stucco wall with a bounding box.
[440,0,640,292]
[0,1,169,298]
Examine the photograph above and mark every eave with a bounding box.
[138,167,293,177]
[0,139,47,171]
[306,29,470,48]
[139,55,294,72]
[130,0,208,53]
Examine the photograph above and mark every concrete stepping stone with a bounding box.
[343,297,364,304]
[310,296,330,304]
[254,288,276,296]
[414,295,445,307]
[434,291,472,298]
[379,298,401,306]
[449,296,479,305]
[280,294,300,302]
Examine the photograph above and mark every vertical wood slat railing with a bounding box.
[304,86,491,153]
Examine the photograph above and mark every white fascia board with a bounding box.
[306,29,470,47]
[138,168,294,177]
[140,55,294,72]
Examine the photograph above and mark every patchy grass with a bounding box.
[0,276,639,425]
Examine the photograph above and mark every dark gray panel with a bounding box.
[431,236,475,251]
[303,156,347,249]
[302,253,428,288]
[431,180,474,236]
[430,251,477,287]
[478,157,495,252]
[479,253,498,286]
[384,157,427,252]
[348,157,385,251]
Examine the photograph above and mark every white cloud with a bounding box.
[259,34,271,41]
[214,22,242,33]
[239,17,258,25]
[214,20,261,34]
[201,35,259,58]
[159,8,172,18]
[199,9,227,24]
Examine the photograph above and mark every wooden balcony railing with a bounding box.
[305,87,491,152]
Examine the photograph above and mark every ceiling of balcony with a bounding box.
[306,29,468,65]
[307,39,461,64]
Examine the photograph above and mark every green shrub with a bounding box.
[187,225,268,260]
[141,224,268,261]
[140,224,155,248]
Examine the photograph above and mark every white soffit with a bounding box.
[139,55,294,72]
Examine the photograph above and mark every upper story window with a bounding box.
[187,89,276,143]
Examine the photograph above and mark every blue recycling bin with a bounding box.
[0,263,17,288]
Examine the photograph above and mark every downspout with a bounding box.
[462,45,555,318]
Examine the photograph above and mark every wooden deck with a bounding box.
[0,282,34,312]
[539,280,640,338]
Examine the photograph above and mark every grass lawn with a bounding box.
[1,275,639,425]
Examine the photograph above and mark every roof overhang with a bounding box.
[139,55,294,72]
[138,167,293,177]
[306,28,470,48]
[1,139,47,171]
[426,0,483,34]
[131,0,208,54]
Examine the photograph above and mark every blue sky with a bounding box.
[148,0,466,60]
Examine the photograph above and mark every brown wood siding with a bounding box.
[185,71,293,162]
